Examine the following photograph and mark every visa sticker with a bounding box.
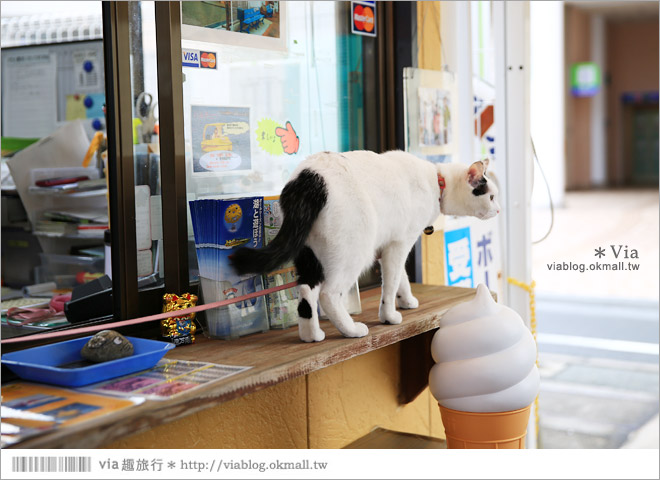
[182,49,200,68]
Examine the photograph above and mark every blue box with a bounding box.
[189,196,269,339]
[1,336,175,387]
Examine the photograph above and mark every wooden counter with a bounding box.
[8,284,477,448]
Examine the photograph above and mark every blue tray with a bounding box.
[1,336,175,387]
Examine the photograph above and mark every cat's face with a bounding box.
[438,159,501,220]
[467,159,500,220]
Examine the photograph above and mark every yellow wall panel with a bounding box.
[422,233,446,285]
[417,2,443,71]
[427,387,446,439]
[107,376,307,449]
[307,344,433,448]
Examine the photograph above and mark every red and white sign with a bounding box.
[200,51,217,69]
[351,1,376,37]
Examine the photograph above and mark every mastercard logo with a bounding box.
[353,4,375,33]
[200,52,216,69]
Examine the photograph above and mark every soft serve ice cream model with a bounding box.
[429,284,540,448]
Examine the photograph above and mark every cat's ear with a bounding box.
[482,158,490,171]
[467,160,486,188]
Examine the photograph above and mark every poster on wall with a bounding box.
[181,1,286,52]
[418,87,452,148]
[402,67,457,159]
[191,105,252,175]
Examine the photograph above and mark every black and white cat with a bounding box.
[231,150,500,342]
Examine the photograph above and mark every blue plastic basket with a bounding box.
[1,336,175,387]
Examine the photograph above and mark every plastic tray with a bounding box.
[1,336,175,387]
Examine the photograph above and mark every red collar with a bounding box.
[438,174,446,207]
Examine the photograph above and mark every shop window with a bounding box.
[178,1,387,309]
[1,2,108,340]
[2,1,399,344]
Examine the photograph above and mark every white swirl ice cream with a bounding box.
[429,284,540,413]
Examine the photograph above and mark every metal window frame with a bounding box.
[102,1,191,333]
[155,2,189,294]
[103,1,140,320]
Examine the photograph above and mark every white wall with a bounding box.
[1,1,101,17]
[530,1,565,208]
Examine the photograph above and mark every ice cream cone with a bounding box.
[439,404,531,449]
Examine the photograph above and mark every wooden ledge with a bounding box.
[10,284,477,448]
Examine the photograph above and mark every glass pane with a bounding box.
[1,2,108,338]
[182,2,359,200]
[471,0,496,164]
[180,1,370,336]
[128,1,165,292]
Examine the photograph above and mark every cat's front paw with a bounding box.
[343,322,369,338]
[379,309,403,325]
[298,322,326,342]
[396,294,419,309]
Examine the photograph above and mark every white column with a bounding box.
[456,1,474,165]
[530,1,565,207]
[493,0,536,449]
[440,2,457,71]
[590,14,607,187]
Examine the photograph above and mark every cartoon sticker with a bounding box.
[256,118,299,155]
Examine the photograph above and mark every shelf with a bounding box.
[33,231,105,240]
[5,284,478,448]
[28,187,108,198]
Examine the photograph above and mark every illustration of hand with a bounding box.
[275,121,299,155]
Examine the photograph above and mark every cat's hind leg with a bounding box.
[317,260,368,338]
[378,242,411,324]
[396,265,419,310]
[319,287,369,338]
[295,246,325,342]
[297,284,324,342]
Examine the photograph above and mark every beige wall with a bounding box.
[606,19,659,185]
[564,5,593,190]
[565,6,659,189]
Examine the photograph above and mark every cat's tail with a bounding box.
[230,169,328,275]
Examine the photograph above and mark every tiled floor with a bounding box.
[537,353,659,448]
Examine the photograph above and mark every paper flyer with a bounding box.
[79,360,251,401]
[1,383,139,447]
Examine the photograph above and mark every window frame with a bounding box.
[64,1,416,342]
[1,1,418,351]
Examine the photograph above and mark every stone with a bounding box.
[81,330,134,363]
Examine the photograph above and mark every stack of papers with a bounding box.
[34,207,108,238]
